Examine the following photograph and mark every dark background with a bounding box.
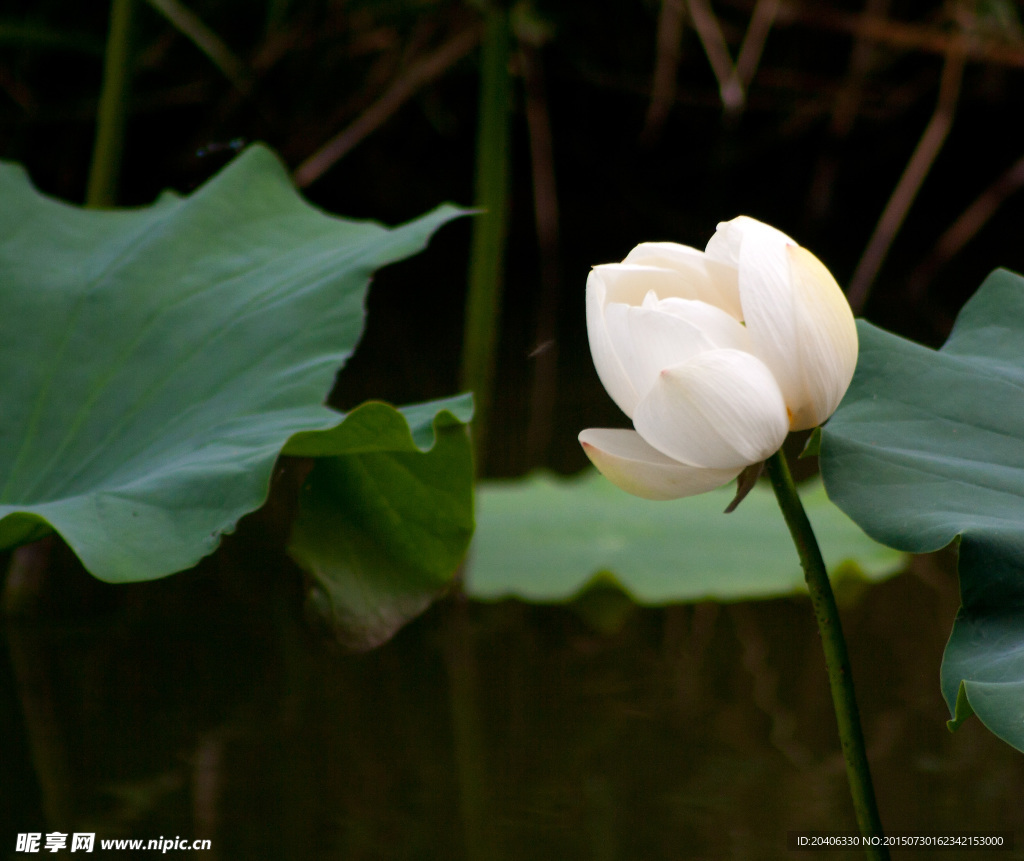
[4,2,1024,856]
[4,0,1024,476]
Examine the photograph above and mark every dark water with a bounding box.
[2,548,1022,860]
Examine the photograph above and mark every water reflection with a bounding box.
[2,548,1022,860]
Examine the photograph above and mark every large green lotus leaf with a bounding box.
[0,146,464,582]
[820,269,1024,751]
[465,469,903,603]
[287,396,475,651]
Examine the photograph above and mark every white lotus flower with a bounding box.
[579,216,858,501]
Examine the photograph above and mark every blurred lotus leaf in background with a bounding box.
[467,470,904,604]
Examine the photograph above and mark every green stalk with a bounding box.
[86,0,135,208]
[764,449,888,861]
[460,7,512,468]
[444,595,494,861]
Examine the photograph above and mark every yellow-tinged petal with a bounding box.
[715,221,795,385]
[579,428,742,500]
[784,244,858,429]
[633,349,789,470]
[709,216,856,428]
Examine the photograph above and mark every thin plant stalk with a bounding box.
[447,14,512,852]
[686,0,743,113]
[519,36,561,465]
[294,25,482,188]
[846,42,965,312]
[907,151,1024,300]
[444,594,494,861]
[6,617,75,828]
[145,0,253,96]
[459,7,512,468]
[764,449,888,861]
[733,0,780,93]
[642,0,686,142]
[86,0,135,209]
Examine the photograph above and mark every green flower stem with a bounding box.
[459,6,512,468]
[86,0,135,208]
[764,449,888,860]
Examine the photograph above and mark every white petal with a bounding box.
[624,242,743,319]
[633,349,789,469]
[579,428,742,500]
[587,263,744,418]
[784,245,858,429]
[624,240,704,265]
[704,215,795,269]
[653,297,753,351]
[719,218,812,423]
[591,262,693,305]
[586,267,641,417]
[718,221,858,429]
[602,299,751,401]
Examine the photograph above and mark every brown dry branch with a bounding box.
[284,24,421,162]
[772,0,1024,68]
[846,40,967,313]
[828,0,891,138]
[806,0,890,222]
[642,0,688,142]
[289,30,407,160]
[249,14,309,73]
[682,0,780,120]
[145,0,253,95]
[519,37,562,465]
[293,23,483,188]
[733,0,780,92]
[908,153,1024,300]
[687,0,745,112]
